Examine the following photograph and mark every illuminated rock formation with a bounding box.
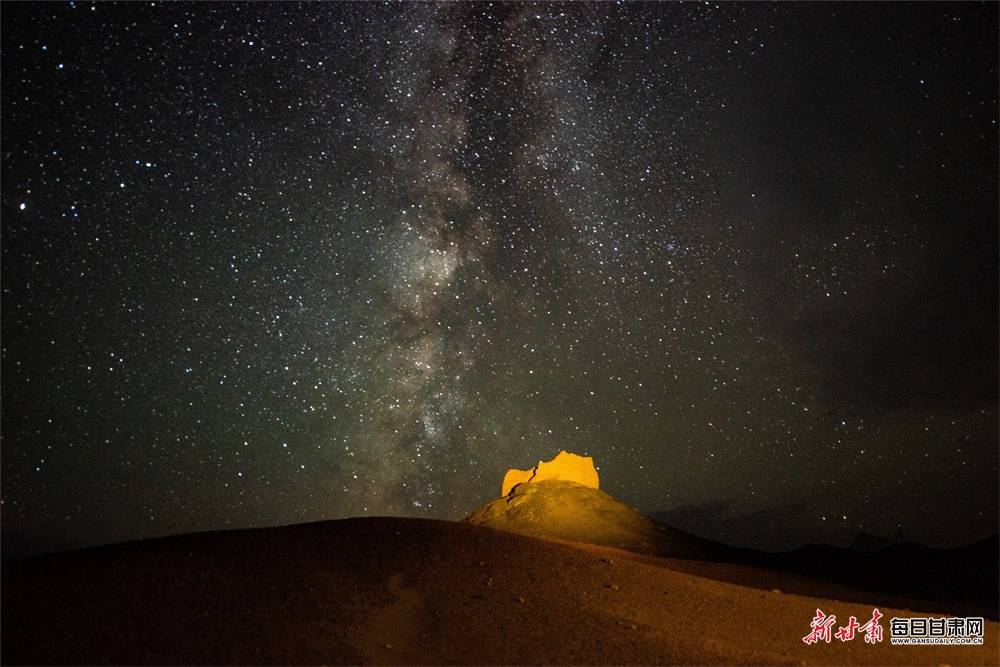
[468,450,726,559]
[500,450,599,497]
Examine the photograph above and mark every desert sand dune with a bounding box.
[3,516,996,665]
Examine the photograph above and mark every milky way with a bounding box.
[2,2,996,554]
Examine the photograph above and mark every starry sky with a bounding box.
[2,2,997,555]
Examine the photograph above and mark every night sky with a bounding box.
[2,2,997,555]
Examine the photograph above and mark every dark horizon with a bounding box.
[4,506,999,563]
[2,2,997,557]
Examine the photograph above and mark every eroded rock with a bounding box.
[500,450,599,497]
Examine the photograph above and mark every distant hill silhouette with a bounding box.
[849,530,896,552]
[1,529,77,560]
[762,535,999,619]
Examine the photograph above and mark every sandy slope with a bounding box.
[3,517,997,665]
[466,480,998,619]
